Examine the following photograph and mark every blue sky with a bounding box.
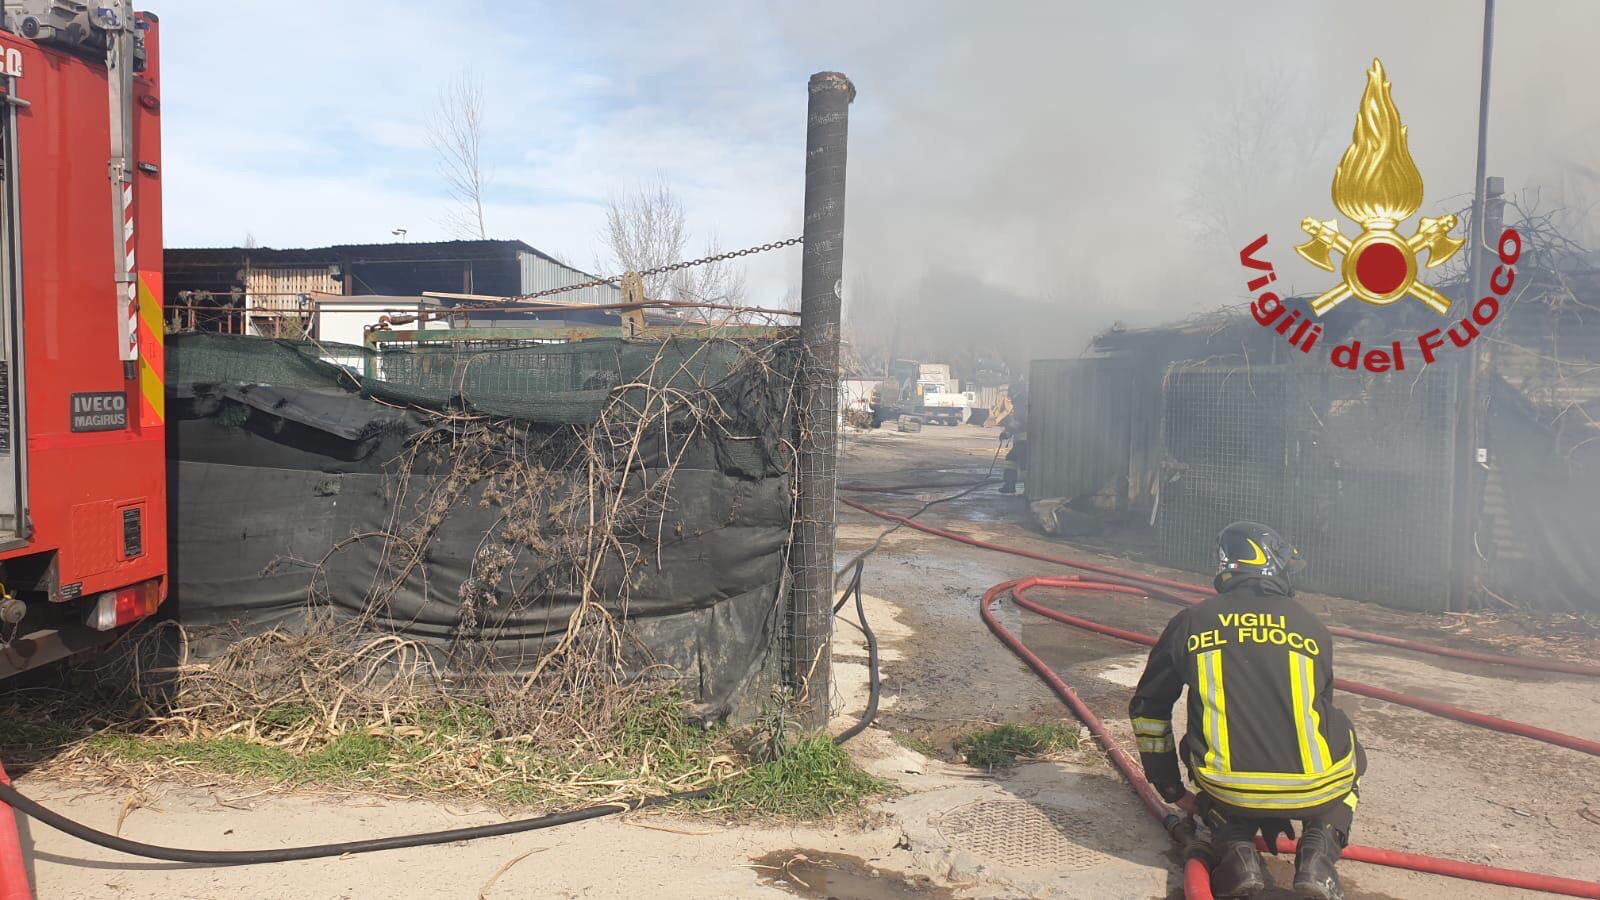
[155,2,805,273]
[152,1,1600,323]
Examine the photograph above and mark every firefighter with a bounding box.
[997,381,1027,494]
[1129,522,1363,899]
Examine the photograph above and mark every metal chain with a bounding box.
[510,235,804,302]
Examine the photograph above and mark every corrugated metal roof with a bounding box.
[308,293,445,306]
[167,239,602,272]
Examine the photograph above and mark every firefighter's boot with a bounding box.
[1000,464,1018,494]
[1293,822,1344,900]
[1209,823,1267,897]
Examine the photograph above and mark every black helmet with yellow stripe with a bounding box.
[1216,521,1304,581]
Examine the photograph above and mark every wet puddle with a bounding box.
[751,850,954,899]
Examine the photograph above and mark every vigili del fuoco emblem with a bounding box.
[1295,59,1464,316]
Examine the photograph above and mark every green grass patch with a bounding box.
[707,737,887,819]
[412,702,496,741]
[257,703,317,731]
[84,732,402,786]
[891,732,939,757]
[0,717,86,753]
[953,722,1080,770]
[612,690,716,763]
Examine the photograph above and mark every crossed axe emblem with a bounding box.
[1295,214,1464,317]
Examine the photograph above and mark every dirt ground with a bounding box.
[13,424,1600,899]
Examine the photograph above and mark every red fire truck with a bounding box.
[0,2,166,677]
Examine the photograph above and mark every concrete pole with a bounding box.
[1450,0,1496,611]
[1467,0,1497,303]
[791,71,854,728]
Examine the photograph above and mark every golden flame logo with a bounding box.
[1296,59,1463,316]
[1332,61,1424,225]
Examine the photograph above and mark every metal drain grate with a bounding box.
[936,799,1111,871]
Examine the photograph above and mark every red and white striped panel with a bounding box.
[122,181,137,363]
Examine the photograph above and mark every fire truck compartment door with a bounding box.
[0,80,23,541]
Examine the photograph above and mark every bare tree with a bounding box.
[672,230,747,311]
[430,71,489,240]
[1554,159,1600,250]
[1184,66,1330,251]
[600,176,747,317]
[843,275,900,375]
[600,175,687,301]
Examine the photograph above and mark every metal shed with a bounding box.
[166,240,624,335]
[1025,252,1600,614]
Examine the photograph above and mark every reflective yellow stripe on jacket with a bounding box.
[1289,652,1332,773]
[1194,745,1358,810]
[1133,716,1174,754]
[1188,642,1359,812]
[1195,649,1230,772]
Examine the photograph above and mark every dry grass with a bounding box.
[1,624,743,812]
[0,634,884,819]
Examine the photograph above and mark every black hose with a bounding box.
[0,784,709,865]
[834,479,997,591]
[0,576,883,867]
[830,560,879,745]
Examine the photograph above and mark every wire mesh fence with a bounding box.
[1281,366,1458,611]
[170,331,777,426]
[1156,362,1459,611]
[1156,366,1293,577]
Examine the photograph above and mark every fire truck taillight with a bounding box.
[86,579,162,631]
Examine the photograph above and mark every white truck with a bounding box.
[918,385,975,424]
[872,360,972,427]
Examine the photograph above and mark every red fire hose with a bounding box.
[0,763,31,900]
[839,488,1600,897]
[1003,576,1600,758]
[980,577,1600,900]
[840,494,1600,678]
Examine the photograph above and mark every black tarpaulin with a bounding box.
[165,334,799,720]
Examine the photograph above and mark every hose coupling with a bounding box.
[0,590,23,625]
